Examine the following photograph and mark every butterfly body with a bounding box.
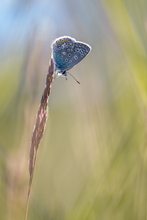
[51,36,91,77]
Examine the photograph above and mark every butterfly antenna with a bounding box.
[68,72,80,84]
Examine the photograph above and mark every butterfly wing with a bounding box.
[53,42,91,73]
[67,42,91,71]
[52,37,75,72]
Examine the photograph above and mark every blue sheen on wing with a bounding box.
[51,36,91,75]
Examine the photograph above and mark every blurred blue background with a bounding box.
[0,0,147,220]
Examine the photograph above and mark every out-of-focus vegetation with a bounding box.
[0,0,147,219]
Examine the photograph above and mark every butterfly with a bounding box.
[51,36,91,83]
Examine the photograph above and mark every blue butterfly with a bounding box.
[51,36,91,83]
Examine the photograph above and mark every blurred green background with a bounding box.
[0,0,147,219]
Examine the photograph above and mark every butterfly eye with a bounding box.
[68,53,71,57]
[65,58,68,62]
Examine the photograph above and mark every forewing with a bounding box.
[52,39,74,72]
[64,42,91,71]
